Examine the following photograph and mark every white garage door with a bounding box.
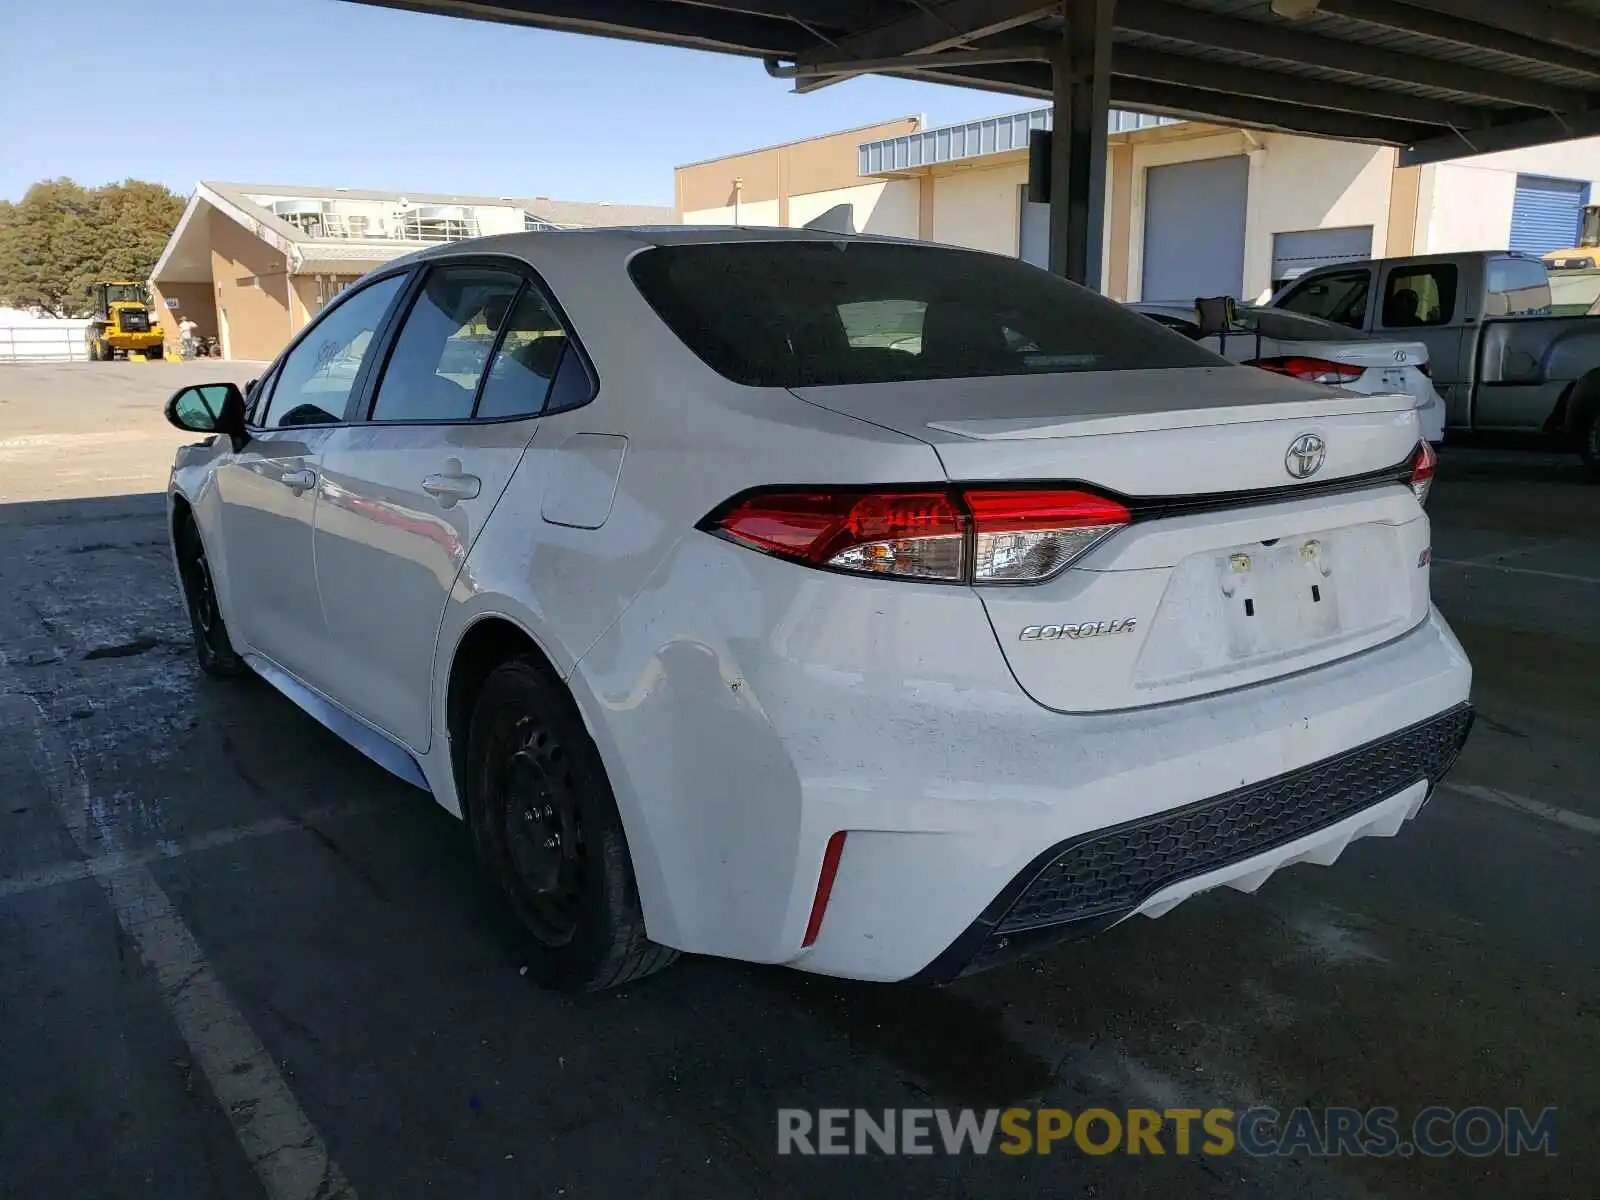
[1141,156,1248,301]
[1509,175,1589,256]
[1019,185,1049,269]
[1271,226,1373,291]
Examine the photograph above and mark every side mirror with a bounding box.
[165,383,249,452]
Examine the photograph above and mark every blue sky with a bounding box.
[0,0,1027,205]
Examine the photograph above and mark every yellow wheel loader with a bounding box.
[1542,205,1600,271]
[84,282,165,361]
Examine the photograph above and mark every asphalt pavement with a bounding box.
[0,362,1594,1199]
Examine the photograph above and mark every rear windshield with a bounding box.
[628,241,1223,388]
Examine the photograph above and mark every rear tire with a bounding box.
[465,657,676,991]
[177,513,248,678]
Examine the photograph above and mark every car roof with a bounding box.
[404,224,928,262]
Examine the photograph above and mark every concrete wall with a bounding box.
[209,208,292,362]
[1248,135,1394,295]
[290,277,318,333]
[929,160,1027,256]
[681,199,781,226]
[677,117,921,226]
[788,180,919,236]
[147,282,217,356]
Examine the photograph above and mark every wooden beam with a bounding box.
[1116,0,1587,110]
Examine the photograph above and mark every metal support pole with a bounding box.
[1048,0,1115,287]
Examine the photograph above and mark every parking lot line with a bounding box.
[1432,558,1600,586]
[2,692,358,1200]
[0,802,372,900]
[1443,780,1600,838]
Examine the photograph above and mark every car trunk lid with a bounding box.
[791,366,1430,712]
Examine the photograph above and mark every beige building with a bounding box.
[149,182,671,361]
[678,108,1600,304]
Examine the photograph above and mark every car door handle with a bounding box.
[421,472,481,504]
[280,468,317,491]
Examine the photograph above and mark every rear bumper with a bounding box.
[913,703,1472,982]
[576,530,1472,982]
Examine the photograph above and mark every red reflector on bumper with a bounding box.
[802,831,848,948]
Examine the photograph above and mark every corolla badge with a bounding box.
[1285,433,1326,480]
[1020,618,1138,642]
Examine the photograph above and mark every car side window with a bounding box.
[1382,265,1457,328]
[1485,258,1553,318]
[244,363,279,426]
[260,274,406,429]
[474,285,571,419]
[1277,269,1372,329]
[369,266,524,423]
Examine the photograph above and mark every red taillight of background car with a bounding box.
[705,487,1131,583]
[1245,356,1364,385]
[1410,440,1437,506]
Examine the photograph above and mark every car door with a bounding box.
[210,272,408,682]
[311,260,592,751]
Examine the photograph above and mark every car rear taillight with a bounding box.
[964,489,1131,583]
[1410,441,1437,506]
[704,486,1130,584]
[706,489,967,580]
[1245,356,1365,385]
[1416,361,1431,378]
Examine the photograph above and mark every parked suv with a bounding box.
[165,229,1472,990]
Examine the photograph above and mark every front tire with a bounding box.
[177,513,247,678]
[1580,405,1600,480]
[466,657,676,991]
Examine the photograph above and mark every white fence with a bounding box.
[0,326,91,362]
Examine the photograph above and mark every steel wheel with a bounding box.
[496,716,587,947]
[466,656,677,990]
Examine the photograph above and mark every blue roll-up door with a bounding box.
[1509,176,1589,255]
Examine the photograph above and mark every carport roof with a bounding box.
[348,0,1600,165]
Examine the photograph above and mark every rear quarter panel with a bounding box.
[434,236,952,938]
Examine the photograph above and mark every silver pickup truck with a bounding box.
[1267,250,1600,474]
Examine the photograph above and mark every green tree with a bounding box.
[0,178,185,316]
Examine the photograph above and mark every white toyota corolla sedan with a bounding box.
[164,228,1473,990]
